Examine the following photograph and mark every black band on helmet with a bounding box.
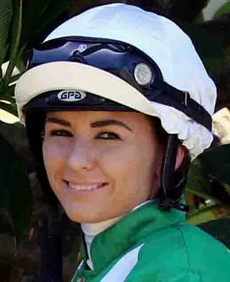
[23,91,136,113]
[24,36,212,132]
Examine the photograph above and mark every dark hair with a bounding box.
[150,117,168,146]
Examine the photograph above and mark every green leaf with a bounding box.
[184,23,227,73]
[186,159,215,200]
[1,0,70,90]
[0,100,17,116]
[0,83,17,105]
[199,218,230,249]
[200,144,230,185]
[3,0,23,86]
[214,1,230,20]
[187,203,230,226]
[187,203,223,225]
[20,0,71,48]
[0,133,33,242]
[0,0,13,67]
[14,51,25,71]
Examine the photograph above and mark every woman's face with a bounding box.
[42,110,163,223]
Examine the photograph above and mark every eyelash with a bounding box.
[96,132,121,140]
[44,129,121,140]
[49,130,73,137]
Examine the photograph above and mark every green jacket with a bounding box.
[72,201,230,282]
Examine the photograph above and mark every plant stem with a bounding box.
[0,65,3,83]
[186,188,221,204]
[4,0,23,86]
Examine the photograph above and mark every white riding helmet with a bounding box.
[15,3,216,210]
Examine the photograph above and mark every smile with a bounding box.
[67,182,108,191]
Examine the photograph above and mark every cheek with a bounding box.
[125,141,162,193]
[42,140,66,181]
[100,142,158,188]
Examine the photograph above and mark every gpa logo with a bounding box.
[57,90,86,102]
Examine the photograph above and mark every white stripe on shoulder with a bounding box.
[100,243,144,282]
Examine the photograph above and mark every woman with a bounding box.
[15,3,230,282]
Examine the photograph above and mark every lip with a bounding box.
[64,180,108,192]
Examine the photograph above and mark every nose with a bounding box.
[66,137,95,172]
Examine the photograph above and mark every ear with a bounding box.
[175,145,186,170]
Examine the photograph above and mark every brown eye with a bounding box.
[96,132,121,140]
[50,130,73,137]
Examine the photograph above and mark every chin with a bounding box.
[64,209,103,224]
[65,207,122,224]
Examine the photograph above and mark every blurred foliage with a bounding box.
[0,0,229,245]
[0,0,12,68]
[214,1,230,19]
[200,144,230,185]
[186,144,230,225]
[199,218,230,248]
[0,133,33,243]
[0,0,71,243]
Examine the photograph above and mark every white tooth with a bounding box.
[86,186,92,190]
[68,183,101,191]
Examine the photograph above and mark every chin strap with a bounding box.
[158,134,190,212]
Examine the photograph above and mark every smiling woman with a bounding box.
[14,3,230,282]
[42,111,162,223]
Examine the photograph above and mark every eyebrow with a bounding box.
[91,119,132,132]
[45,117,133,132]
